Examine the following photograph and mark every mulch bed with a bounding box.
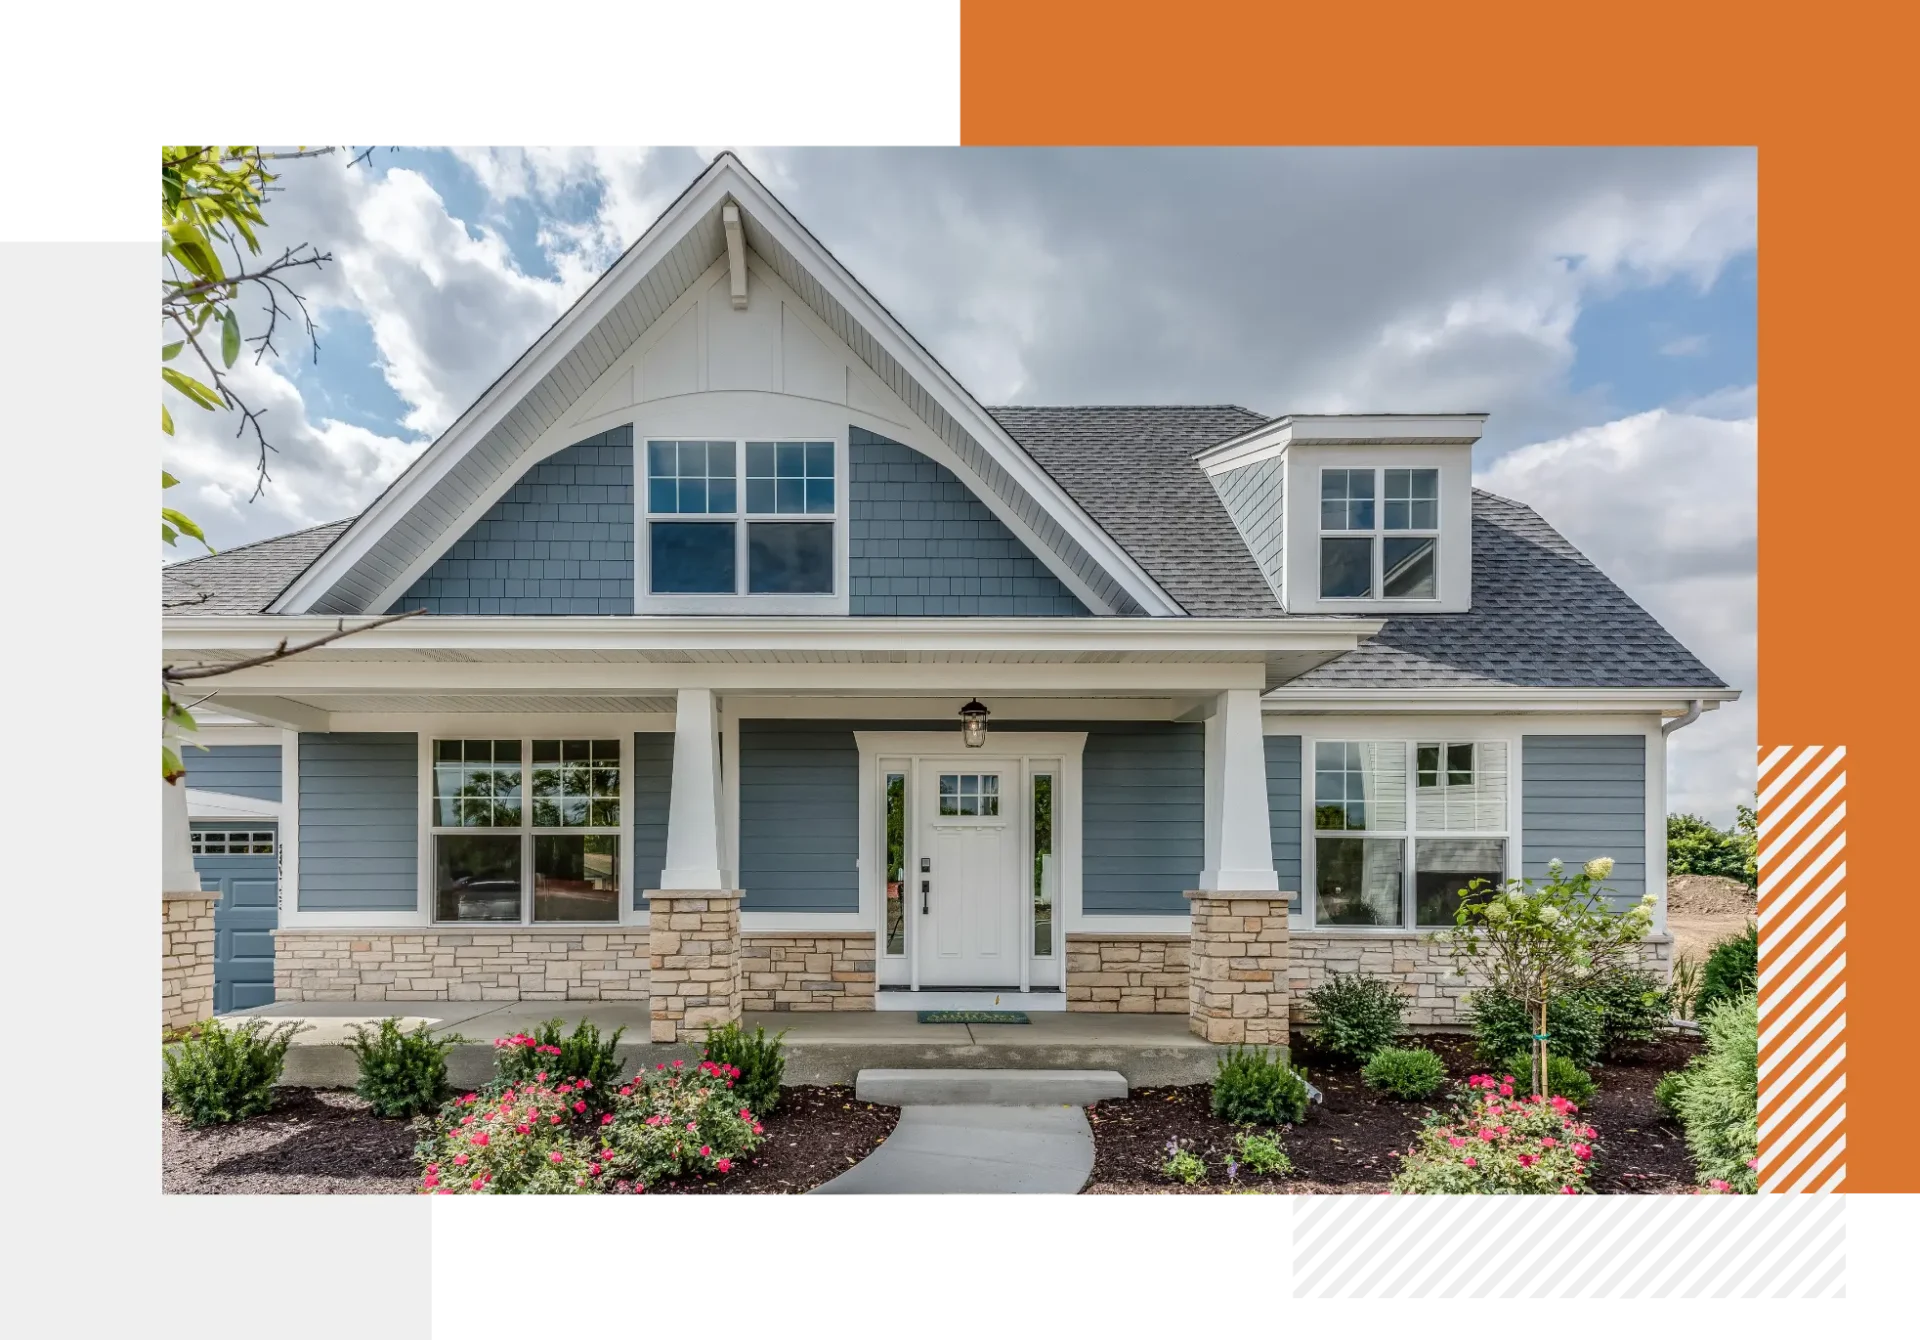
[1083,1031,1701,1194]
[164,1088,420,1194]
[163,1084,897,1195]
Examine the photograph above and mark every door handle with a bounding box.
[921,880,930,914]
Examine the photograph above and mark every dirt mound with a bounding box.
[1667,874,1755,916]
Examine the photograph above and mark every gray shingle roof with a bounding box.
[1285,489,1728,690]
[161,520,353,615]
[989,405,1281,615]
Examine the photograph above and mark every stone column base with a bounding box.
[163,892,219,1032]
[1185,890,1289,1046]
[648,889,744,1043]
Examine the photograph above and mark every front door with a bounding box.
[915,763,1022,987]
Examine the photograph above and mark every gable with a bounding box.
[1209,454,1285,606]
[273,153,1178,619]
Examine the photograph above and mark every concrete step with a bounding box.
[855,1067,1128,1107]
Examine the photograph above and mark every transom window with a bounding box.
[937,772,1000,817]
[1319,466,1440,601]
[645,438,836,597]
[431,738,623,925]
[191,828,275,855]
[1310,738,1508,929]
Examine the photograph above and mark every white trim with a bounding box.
[874,989,1067,1012]
[1264,687,1738,714]
[1645,721,1668,935]
[279,729,298,921]
[185,788,282,821]
[273,154,1181,619]
[1197,413,1488,474]
[722,201,747,309]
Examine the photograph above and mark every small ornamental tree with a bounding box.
[1431,856,1656,1099]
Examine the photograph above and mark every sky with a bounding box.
[160,146,1758,823]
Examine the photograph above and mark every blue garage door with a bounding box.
[192,826,280,1013]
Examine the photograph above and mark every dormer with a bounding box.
[1199,413,1486,614]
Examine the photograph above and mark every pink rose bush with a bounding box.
[596,1060,762,1191]
[1389,1075,1599,1195]
[415,1082,603,1195]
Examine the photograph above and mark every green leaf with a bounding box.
[162,745,185,784]
[162,366,222,411]
[161,403,175,435]
[221,308,240,367]
[162,340,184,361]
[162,470,179,489]
[162,506,208,548]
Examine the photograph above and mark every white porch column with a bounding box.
[1197,687,1279,892]
[162,776,218,1030]
[162,776,200,896]
[659,688,731,889]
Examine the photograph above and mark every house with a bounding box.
[160,152,1734,1043]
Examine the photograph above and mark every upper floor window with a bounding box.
[1319,467,1439,600]
[645,439,836,596]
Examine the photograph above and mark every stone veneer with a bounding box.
[1186,892,1290,1045]
[740,932,877,1011]
[1290,931,1676,1027]
[163,894,218,1031]
[1064,934,1189,1013]
[272,928,651,1002]
[648,890,743,1043]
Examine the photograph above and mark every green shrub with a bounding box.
[1694,924,1758,1019]
[344,1018,464,1118]
[1162,1139,1206,1185]
[1469,989,1605,1070]
[597,1059,766,1190]
[492,1018,625,1097]
[1667,812,1754,882]
[1231,1129,1292,1176]
[1303,973,1407,1064]
[1582,968,1674,1058]
[702,1021,787,1117]
[1670,991,1758,1192]
[1670,957,1703,1021]
[1498,1052,1596,1106]
[417,1079,606,1194]
[1361,1046,1449,1099]
[1653,1071,1686,1120]
[1390,1077,1597,1194]
[162,1018,304,1127]
[1211,1046,1311,1126]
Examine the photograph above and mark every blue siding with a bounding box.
[738,721,861,913]
[1522,735,1648,911]
[632,731,674,908]
[298,733,418,911]
[183,744,282,801]
[395,428,633,614]
[1211,456,1285,603]
[1080,722,1204,915]
[1264,734,1302,913]
[849,427,1089,616]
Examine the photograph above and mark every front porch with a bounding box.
[233,1000,1229,1088]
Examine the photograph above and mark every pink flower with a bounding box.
[472,1133,490,1147]
[549,1150,565,1165]
[537,1072,547,1082]
[580,1079,592,1090]
[453,1153,469,1166]
[1501,1075,1515,1085]
[620,1087,633,1096]
[752,1124,763,1135]
[1746,1158,1758,1169]
[516,1124,531,1135]
[1478,1129,1497,1142]
[472,1177,486,1190]
[672,1059,684,1068]
[1518,1154,1538,1168]
[589,1163,602,1176]
[740,1108,753,1121]
[1572,1143,1592,1161]
[1541,1137,1558,1148]
[1560,1186,1577,1195]
[601,1113,615,1126]
[573,1101,587,1114]
[716,1158,732,1173]
[1710,1179,1731,1192]
[700,1146,712,1157]
[686,1122,697,1132]
[1448,1136,1467,1148]
[1463,1157,1478,1168]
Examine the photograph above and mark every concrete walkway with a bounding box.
[227,1001,1225,1088]
[810,1104,1096,1194]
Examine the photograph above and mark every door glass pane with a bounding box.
[1032,774,1054,956]
[1320,536,1373,598]
[1415,838,1505,926]
[938,773,998,817]
[746,522,833,594]
[650,522,737,593]
[533,834,620,922]
[436,833,522,922]
[1315,837,1405,927]
[883,772,905,956]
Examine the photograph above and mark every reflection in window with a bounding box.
[531,739,621,828]
[746,440,835,515]
[1382,536,1436,598]
[1320,536,1373,598]
[433,739,522,827]
[1320,468,1375,530]
[435,832,522,923]
[190,829,277,855]
[938,773,999,817]
[1415,837,1505,927]
[1032,774,1054,956]
[1413,741,1507,832]
[1313,741,1407,832]
[1384,468,1439,530]
[883,772,905,956]
[534,834,620,922]
[747,521,833,594]
[1315,836,1405,926]
[649,521,737,594]
[647,440,737,515]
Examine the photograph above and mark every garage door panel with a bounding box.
[192,826,279,1015]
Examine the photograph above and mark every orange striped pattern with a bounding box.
[1755,745,1847,1193]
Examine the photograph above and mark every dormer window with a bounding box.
[644,438,837,598]
[1319,466,1439,600]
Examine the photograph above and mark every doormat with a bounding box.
[916,1010,1031,1025]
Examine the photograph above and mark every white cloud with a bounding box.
[1661,334,1708,357]
[1477,397,1757,823]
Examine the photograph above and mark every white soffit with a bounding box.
[273,154,1177,619]
[1197,413,1489,474]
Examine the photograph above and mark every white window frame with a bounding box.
[637,432,849,616]
[422,732,634,928]
[1302,729,1516,932]
[1317,465,1442,603]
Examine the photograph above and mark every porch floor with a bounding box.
[224,1001,1232,1089]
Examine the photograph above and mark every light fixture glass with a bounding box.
[959,698,990,748]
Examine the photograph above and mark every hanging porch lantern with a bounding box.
[958,698,991,748]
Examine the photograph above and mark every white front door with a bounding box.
[914,762,1022,987]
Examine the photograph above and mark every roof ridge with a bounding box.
[164,517,355,569]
